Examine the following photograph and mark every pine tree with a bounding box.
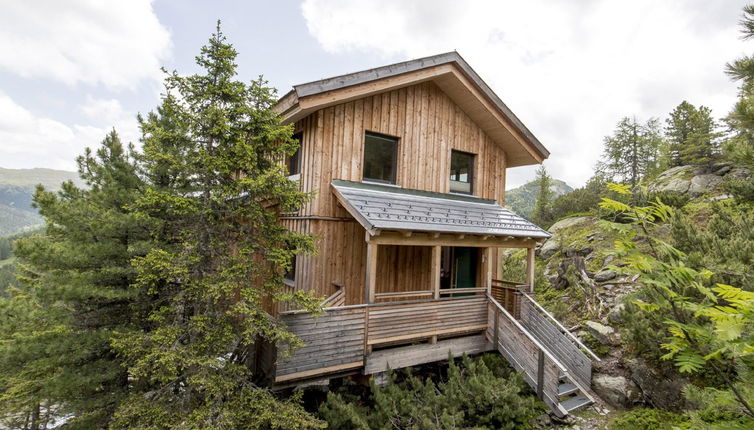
[666,101,721,167]
[0,131,150,429]
[531,166,553,226]
[596,117,663,190]
[108,25,323,428]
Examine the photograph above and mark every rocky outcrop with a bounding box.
[592,373,641,408]
[626,358,689,410]
[649,163,750,197]
[585,321,617,345]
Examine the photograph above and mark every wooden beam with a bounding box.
[431,246,441,299]
[365,243,378,304]
[526,247,536,293]
[366,231,534,248]
[401,231,413,238]
[484,247,493,294]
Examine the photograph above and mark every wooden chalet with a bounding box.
[268,52,599,416]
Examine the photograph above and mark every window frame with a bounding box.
[283,255,296,286]
[287,132,303,180]
[449,149,475,195]
[361,131,399,185]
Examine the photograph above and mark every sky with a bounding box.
[0,0,751,189]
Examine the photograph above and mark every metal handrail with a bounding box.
[520,291,601,362]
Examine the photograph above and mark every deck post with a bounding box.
[365,242,378,304]
[431,245,441,299]
[536,349,545,399]
[526,247,536,294]
[484,247,493,294]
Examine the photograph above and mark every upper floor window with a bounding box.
[362,132,398,184]
[450,150,474,194]
[288,132,303,177]
[284,255,296,284]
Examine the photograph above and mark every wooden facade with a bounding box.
[283,81,520,305]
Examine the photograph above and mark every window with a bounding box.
[287,132,302,177]
[450,150,474,194]
[362,132,398,184]
[284,255,296,284]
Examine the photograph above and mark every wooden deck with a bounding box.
[273,286,599,416]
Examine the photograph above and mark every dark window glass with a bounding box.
[362,132,398,184]
[284,255,296,282]
[450,150,474,194]
[288,132,302,176]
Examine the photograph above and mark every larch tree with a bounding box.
[0,131,150,429]
[596,117,664,190]
[108,25,323,429]
[531,166,553,226]
[665,101,721,167]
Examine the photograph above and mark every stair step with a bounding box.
[558,382,579,397]
[560,395,592,413]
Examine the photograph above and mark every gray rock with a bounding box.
[656,177,691,194]
[727,167,752,181]
[548,216,593,234]
[594,270,617,282]
[607,303,626,324]
[627,358,688,409]
[656,165,693,181]
[592,373,641,408]
[689,174,723,196]
[585,321,616,345]
[713,165,732,176]
[539,239,561,259]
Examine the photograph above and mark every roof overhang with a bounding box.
[331,180,550,247]
[274,52,549,167]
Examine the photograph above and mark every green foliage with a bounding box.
[596,117,665,189]
[666,101,722,167]
[107,25,322,429]
[609,408,688,430]
[319,354,543,430]
[599,185,754,417]
[0,131,151,429]
[683,382,754,428]
[531,166,553,226]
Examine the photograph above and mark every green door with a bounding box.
[453,247,478,292]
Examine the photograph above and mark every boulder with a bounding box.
[592,373,641,408]
[656,177,690,194]
[728,167,752,181]
[607,303,626,324]
[594,270,617,282]
[713,165,732,176]
[539,239,561,259]
[689,174,723,196]
[627,358,688,410]
[585,321,616,345]
[548,216,593,233]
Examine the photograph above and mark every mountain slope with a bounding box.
[0,168,82,235]
[505,178,573,218]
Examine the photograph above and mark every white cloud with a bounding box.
[301,0,750,188]
[0,93,139,170]
[0,0,171,89]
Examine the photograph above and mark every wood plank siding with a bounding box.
[285,81,510,304]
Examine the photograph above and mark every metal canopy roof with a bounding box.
[331,180,551,239]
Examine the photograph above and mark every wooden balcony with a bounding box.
[271,282,600,416]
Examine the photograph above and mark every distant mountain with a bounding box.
[505,178,573,219]
[0,168,82,236]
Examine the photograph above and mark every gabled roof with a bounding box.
[331,180,551,239]
[274,52,549,167]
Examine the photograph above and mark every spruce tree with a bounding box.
[665,101,721,167]
[596,117,664,189]
[531,166,553,226]
[108,25,323,428]
[0,131,149,429]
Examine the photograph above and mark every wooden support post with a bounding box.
[484,247,493,294]
[429,335,437,344]
[526,247,536,294]
[431,245,441,299]
[365,242,378,304]
[536,349,545,399]
[493,307,500,347]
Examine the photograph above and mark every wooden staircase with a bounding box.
[487,292,599,417]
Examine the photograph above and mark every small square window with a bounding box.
[288,132,302,177]
[363,132,398,184]
[450,150,474,194]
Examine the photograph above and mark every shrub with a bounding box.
[319,354,543,430]
[609,408,688,430]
